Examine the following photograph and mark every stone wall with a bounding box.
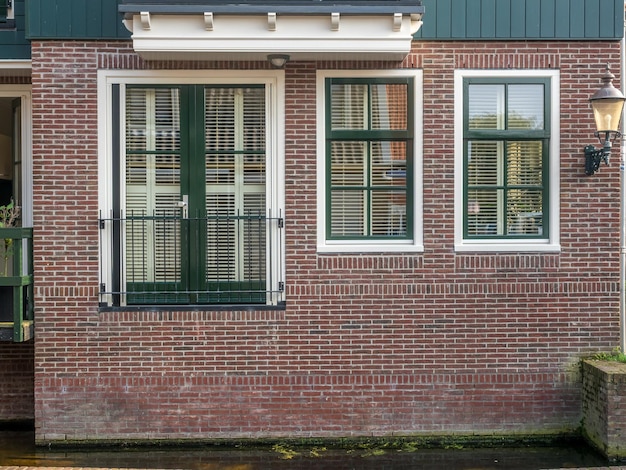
[582,360,626,461]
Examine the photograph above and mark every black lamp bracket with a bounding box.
[585,130,621,175]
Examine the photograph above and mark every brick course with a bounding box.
[26,39,622,442]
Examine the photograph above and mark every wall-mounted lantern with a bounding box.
[585,65,626,175]
[267,54,290,69]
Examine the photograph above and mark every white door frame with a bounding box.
[0,85,32,227]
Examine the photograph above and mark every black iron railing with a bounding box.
[98,211,284,306]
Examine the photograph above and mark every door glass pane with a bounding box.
[11,100,21,210]
[125,88,182,287]
[204,87,266,292]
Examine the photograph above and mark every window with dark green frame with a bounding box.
[325,77,414,240]
[463,78,550,239]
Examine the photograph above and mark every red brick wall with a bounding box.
[0,341,34,423]
[29,40,622,443]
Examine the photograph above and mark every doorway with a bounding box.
[0,88,31,323]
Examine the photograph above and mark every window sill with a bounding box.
[454,241,561,253]
[317,242,424,254]
[98,302,286,313]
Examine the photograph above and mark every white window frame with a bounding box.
[316,69,424,253]
[454,69,561,253]
[97,69,286,306]
[0,86,32,227]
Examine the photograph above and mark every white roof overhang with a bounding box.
[119,1,424,61]
[0,60,31,77]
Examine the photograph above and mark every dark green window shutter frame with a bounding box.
[325,77,415,241]
[462,77,551,240]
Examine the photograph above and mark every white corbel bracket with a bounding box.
[393,13,402,32]
[204,12,214,31]
[140,11,151,30]
[410,13,423,34]
[268,12,277,31]
[331,12,340,31]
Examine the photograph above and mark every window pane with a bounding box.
[206,154,235,185]
[331,190,365,236]
[331,84,367,130]
[205,87,267,285]
[467,141,502,186]
[326,78,413,241]
[125,88,182,285]
[242,88,266,151]
[464,78,549,240]
[507,190,543,235]
[206,194,236,281]
[508,85,544,130]
[371,84,408,130]
[154,89,181,150]
[468,84,504,130]
[371,142,406,187]
[126,88,180,151]
[206,88,235,150]
[372,190,406,236]
[467,190,503,235]
[331,141,366,186]
[507,141,543,186]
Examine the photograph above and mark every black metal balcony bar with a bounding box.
[98,211,283,306]
[0,227,34,342]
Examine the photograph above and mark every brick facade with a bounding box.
[28,39,622,442]
[0,341,34,423]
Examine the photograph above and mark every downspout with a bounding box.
[619,1,626,352]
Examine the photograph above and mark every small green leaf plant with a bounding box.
[592,347,626,364]
[0,200,20,277]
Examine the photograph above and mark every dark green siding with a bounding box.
[26,0,130,39]
[0,0,30,59]
[416,0,624,40]
[21,0,626,41]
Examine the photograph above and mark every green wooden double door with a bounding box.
[124,85,268,304]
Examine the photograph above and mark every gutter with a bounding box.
[619,1,626,352]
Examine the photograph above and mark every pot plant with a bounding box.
[0,199,20,276]
[0,200,20,322]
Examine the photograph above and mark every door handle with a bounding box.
[177,195,189,219]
